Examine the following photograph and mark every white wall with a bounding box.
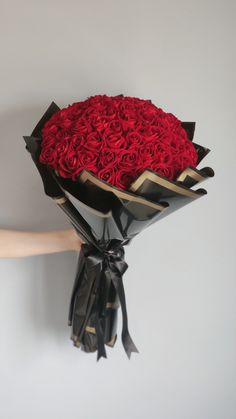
[0,1,235,418]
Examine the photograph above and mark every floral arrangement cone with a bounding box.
[23,101,214,361]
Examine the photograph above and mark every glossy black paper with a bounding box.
[23,101,214,361]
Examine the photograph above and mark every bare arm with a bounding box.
[0,228,85,258]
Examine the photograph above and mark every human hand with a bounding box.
[68,228,86,252]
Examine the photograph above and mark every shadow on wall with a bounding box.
[0,104,78,346]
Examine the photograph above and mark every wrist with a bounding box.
[67,228,84,251]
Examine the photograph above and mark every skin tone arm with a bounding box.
[0,228,85,258]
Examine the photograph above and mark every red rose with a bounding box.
[137,108,157,125]
[65,103,84,120]
[78,150,99,171]
[118,149,143,170]
[102,129,126,150]
[88,114,109,133]
[97,167,116,185]
[55,139,70,156]
[118,106,136,131]
[149,162,174,179]
[83,132,102,151]
[58,151,81,179]
[74,117,92,134]
[68,133,86,152]
[39,145,57,166]
[126,131,145,147]
[116,168,141,190]
[60,118,73,130]
[41,133,57,148]
[101,106,116,120]
[44,123,58,135]
[106,119,123,135]
[99,150,121,167]
[164,113,180,128]
[138,144,156,167]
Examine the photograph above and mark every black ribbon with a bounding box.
[79,241,139,361]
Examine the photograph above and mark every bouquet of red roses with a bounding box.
[23,94,214,361]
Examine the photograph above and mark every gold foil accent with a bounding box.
[130,170,202,199]
[70,334,77,341]
[177,167,205,183]
[106,335,117,347]
[106,302,120,309]
[79,170,165,211]
[84,326,117,347]
[52,195,67,204]
[85,326,96,334]
[71,335,81,347]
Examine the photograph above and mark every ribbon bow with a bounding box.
[82,240,139,361]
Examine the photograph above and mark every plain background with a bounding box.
[0,1,235,418]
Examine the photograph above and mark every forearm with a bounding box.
[0,228,84,258]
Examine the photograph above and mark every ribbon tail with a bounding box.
[94,271,107,362]
[95,313,107,361]
[106,265,139,359]
[121,330,139,360]
[119,279,139,359]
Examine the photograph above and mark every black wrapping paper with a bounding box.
[23,101,214,361]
